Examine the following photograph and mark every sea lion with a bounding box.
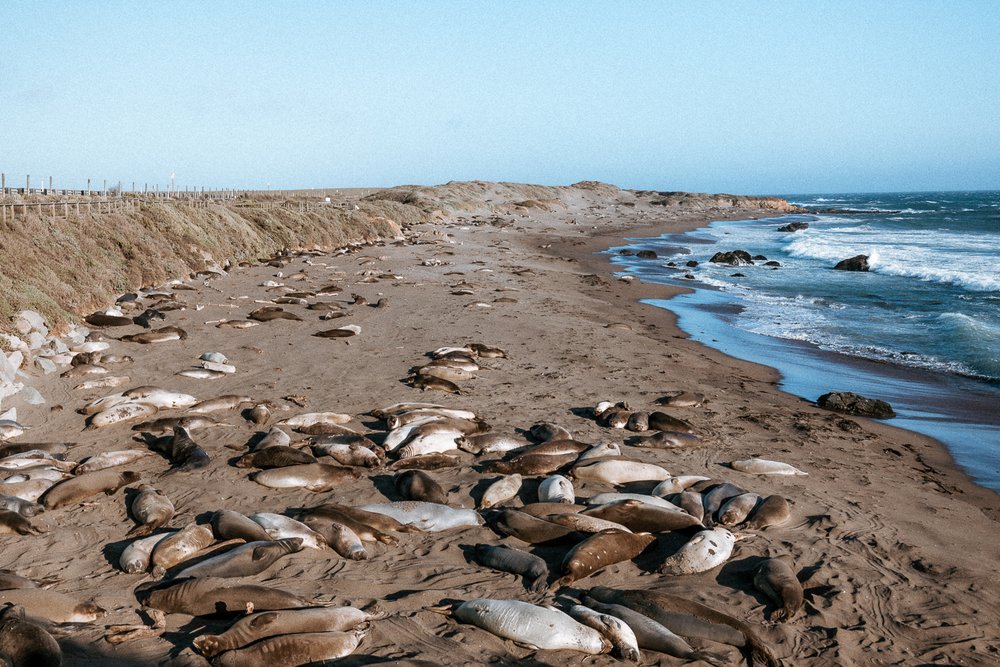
[0,510,41,535]
[41,469,139,509]
[744,495,791,530]
[554,529,656,588]
[150,523,216,577]
[581,597,726,666]
[568,604,641,663]
[251,463,358,492]
[173,538,305,579]
[538,474,575,504]
[479,474,523,509]
[150,426,210,473]
[587,586,778,666]
[571,460,670,485]
[211,510,272,543]
[0,603,62,667]
[485,452,577,476]
[357,501,482,531]
[489,510,578,544]
[136,577,312,616]
[235,446,316,469]
[126,484,175,537]
[633,431,703,448]
[212,628,368,666]
[193,606,380,658]
[120,532,176,573]
[647,411,695,433]
[660,528,738,575]
[754,556,803,621]
[717,493,762,526]
[75,449,151,474]
[445,599,610,654]
[470,544,549,593]
[458,433,529,455]
[0,590,104,623]
[582,499,699,532]
[248,513,326,549]
[730,458,808,476]
[394,470,448,504]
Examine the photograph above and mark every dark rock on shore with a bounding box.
[752,254,768,261]
[685,260,699,267]
[834,255,870,271]
[709,250,753,266]
[778,221,810,232]
[731,272,746,277]
[764,260,781,267]
[636,250,658,259]
[817,392,896,419]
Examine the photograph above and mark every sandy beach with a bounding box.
[2,183,998,666]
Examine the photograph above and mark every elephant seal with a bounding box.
[489,510,578,544]
[75,449,151,474]
[656,391,705,408]
[41,469,139,509]
[730,458,808,476]
[538,474,575,504]
[251,463,358,492]
[568,604,641,663]
[357,501,482,531]
[0,590,104,623]
[583,499,700,532]
[458,433,529,455]
[660,528,738,575]
[0,603,63,666]
[212,628,368,666]
[193,606,381,658]
[571,460,670,485]
[0,571,41,591]
[717,493,762,526]
[586,586,779,667]
[173,538,304,579]
[119,326,188,343]
[582,597,727,666]
[471,544,549,593]
[671,491,706,523]
[211,510,272,543]
[408,375,462,394]
[633,431,703,448]
[754,556,803,622]
[154,426,210,473]
[303,518,367,559]
[518,502,586,517]
[528,422,572,442]
[249,513,326,549]
[554,530,656,588]
[479,474,522,509]
[0,494,43,518]
[248,307,302,322]
[390,452,460,470]
[523,438,590,457]
[702,483,750,519]
[744,495,791,530]
[126,484,175,537]
[445,599,610,654]
[394,470,448,504]
[651,475,711,496]
[485,452,577,476]
[0,510,41,536]
[235,446,316,469]
[543,513,630,534]
[85,312,133,327]
[120,532,175,573]
[136,577,312,616]
[625,411,649,433]
[150,523,215,577]
[188,395,254,414]
[647,411,695,433]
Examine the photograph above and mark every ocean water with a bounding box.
[609,191,1000,491]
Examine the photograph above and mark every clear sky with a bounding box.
[2,1,998,194]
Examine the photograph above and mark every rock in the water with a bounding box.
[817,392,895,419]
[833,255,869,271]
[685,260,699,267]
[765,261,781,267]
[709,250,753,266]
[618,249,635,256]
[778,221,810,232]
[636,250,658,259]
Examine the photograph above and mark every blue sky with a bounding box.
[2,1,998,194]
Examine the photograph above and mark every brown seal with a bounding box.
[41,469,140,509]
[211,510,272,543]
[235,446,316,469]
[389,452,461,470]
[489,509,578,544]
[647,411,695,434]
[212,628,367,666]
[485,452,577,476]
[173,538,304,579]
[553,530,655,588]
[0,510,41,536]
[407,375,462,394]
[156,426,210,473]
[471,543,549,593]
[754,556,803,621]
[302,518,368,560]
[248,307,302,322]
[0,590,105,623]
[136,577,312,616]
[582,499,701,532]
[0,603,63,665]
[251,463,359,492]
[743,495,791,530]
[126,484,175,537]
[394,470,448,504]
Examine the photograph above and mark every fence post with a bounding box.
[75,202,80,216]
[1,172,5,193]
[49,176,53,193]
[26,175,30,191]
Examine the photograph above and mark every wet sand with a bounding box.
[2,189,999,665]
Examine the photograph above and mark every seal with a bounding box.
[443,599,610,654]
[647,411,695,434]
[248,307,302,322]
[76,449,151,474]
[247,404,270,425]
[489,510,577,544]
[0,494,41,518]
[517,502,586,517]
[296,506,400,547]
[136,577,313,616]
[581,597,726,666]
[655,391,705,408]
[625,411,650,433]
[458,433,529,455]
[85,312,134,327]
[396,431,463,459]
[586,586,780,667]
[470,544,549,593]
[577,442,621,461]
[660,528,738,575]
[86,402,157,429]
[0,590,104,623]
[0,603,63,667]
[120,531,175,573]
[310,436,384,467]
[567,604,641,663]
[357,501,482,532]
[173,538,305,579]
[251,463,358,492]
[235,446,316,469]
[251,426,291,451]
[0,510,41,536]
[394,470,448,504]
[187,396,253,415]
[0,570,42,590]
[150,523,216,577]
[126,484,175,537]
[145,426,209,474]
[582,499,701,533]
[670,491,706,523]
[538,474,575,504]
[717,493,762,527]
[744,495,791,530]
[212,628,368,666]
[41,469,139,509]
[407,375,461,394]
[249,513,326,548]
[212,510,273,542]
[479,474,522,509]
[730,458,808,476]
[586,492,681,510]
[485,452,577,476]
[543,513,631,534]
[522,438,590,457]
[192,606,381,658]
[278,412,352,429]
[302,518,368,559]
[702,483,750,519]
[754,556,803,622]
[119,326,188,343]
[554,529,655,588]
[415,365,476,383]
[571,460,670,485]
[632,431,703,448]
[651,475,711,496]
[389,452,460,470]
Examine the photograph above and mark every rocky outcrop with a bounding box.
[778,221,810,232]
[817,392,895,419]
[834,255,870,271]
[635,250,658,259]
[709,250,754,266]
